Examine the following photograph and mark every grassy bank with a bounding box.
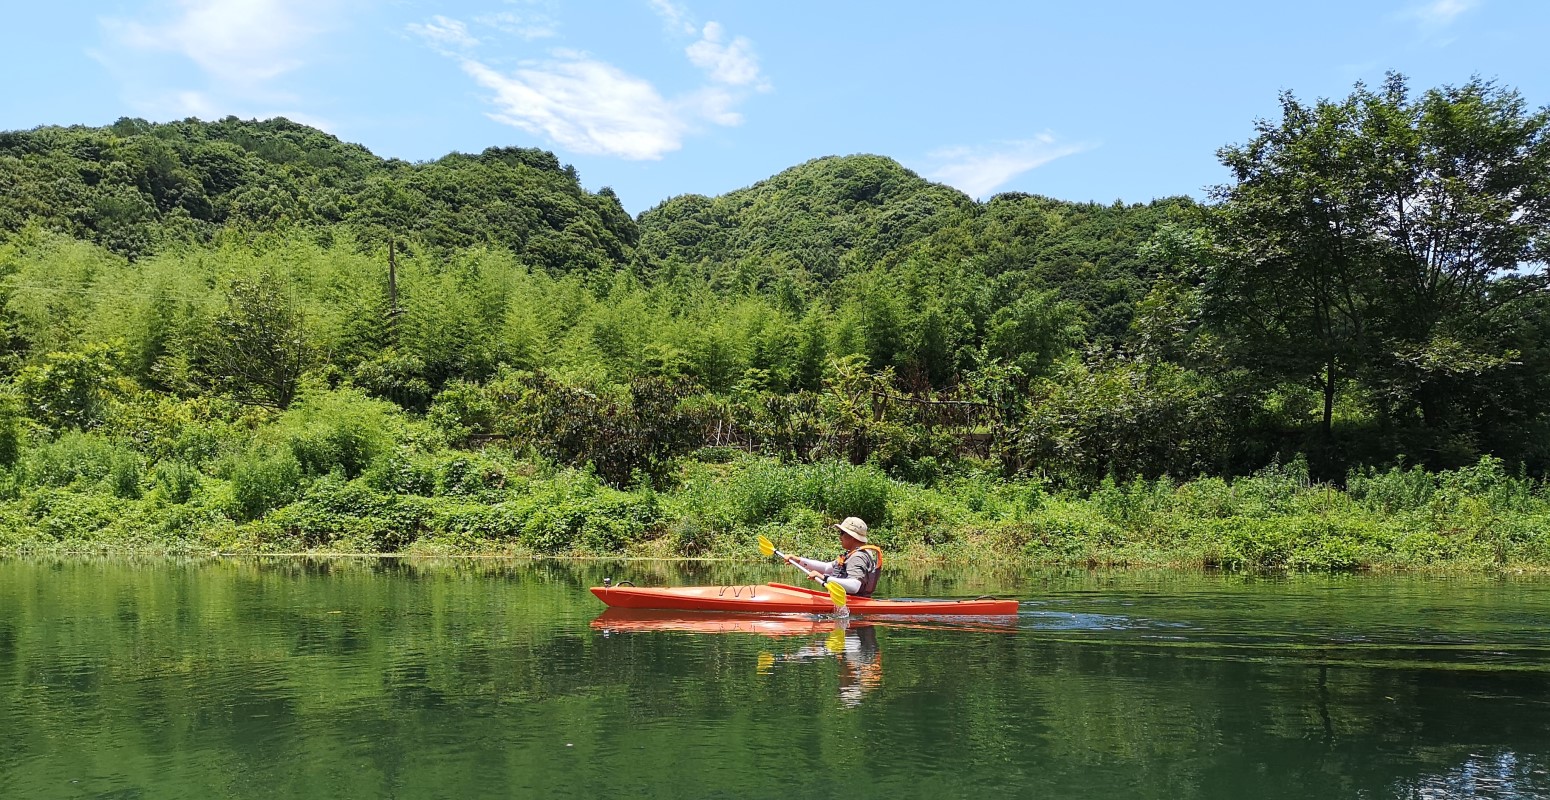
[2,406,1548,572]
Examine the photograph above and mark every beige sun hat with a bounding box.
[834,517,869,543]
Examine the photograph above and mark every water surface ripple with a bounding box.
[3,558,1549,798]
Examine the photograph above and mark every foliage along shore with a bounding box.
[1,73,1549,572]
[1,406,1546,573]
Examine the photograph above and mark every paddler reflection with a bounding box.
[590,609,885,707]
[757,618,882,708]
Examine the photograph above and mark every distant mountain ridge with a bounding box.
[0,116,636,269]
[0,117,1205,346]
[637,154,977,282]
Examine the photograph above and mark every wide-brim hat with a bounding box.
[834,517,869,543]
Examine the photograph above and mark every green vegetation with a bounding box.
[1,73,1548,570]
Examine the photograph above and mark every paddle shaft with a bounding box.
[758,534,847,609]
[772,546,819,580]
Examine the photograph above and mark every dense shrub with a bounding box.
[510,373,708,487]
[229,449,303,521]
[16,345,132,431]
[1010,360,1235,485]
[23,432,142,498]
[154,460,202,504]
[276,388,401,478]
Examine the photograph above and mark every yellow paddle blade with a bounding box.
[756,652,775,675]
[757,535,775,557]
[825,628,846,653]
[827,579,848,608]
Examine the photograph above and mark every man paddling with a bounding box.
[790,517,883,598]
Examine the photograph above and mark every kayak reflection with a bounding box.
[590,609,1018,708]
[590,608,855,636]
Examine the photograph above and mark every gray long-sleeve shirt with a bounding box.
[792,550,878,596]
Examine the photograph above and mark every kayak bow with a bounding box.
[590,582,1019,616]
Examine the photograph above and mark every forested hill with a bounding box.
[0,117,637,269]
[0,118,1204,351]
[1,74,1547,501]
[637,155,977,282]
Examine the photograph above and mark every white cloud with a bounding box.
[461,55,691,160]
[97,0,346,123]
[118,86,334,131]
[158,89,225,119]
[1403,0,1480,28]
[1397,0,1480,43]
[476,10,559,41]
[407,15,480,54]
[686,22,769,89]
[420,7,771,160]
[681,86,744,127]
[102,0,332,86]
[647,0,698,35]
[923,137,1093,198]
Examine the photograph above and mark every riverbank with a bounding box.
[3,448,1547,573]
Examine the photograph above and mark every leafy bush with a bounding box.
[436,452,512,498]
[426,378,495,443]
[154,460,202,504]
[1016,502,1122,560]
[510,373,708,487]
[798,460,891,527]
[23,432,142,498]
[16,344,132,431]
[102,394,245,466]
[362,452,437,496]
[24,489,129,541]
[267,477,429,550]
[1203,515,1391,571]
[1010,359,1234,485]
[1348,463,1437,514]
[276,388,401,478]
[230,449,302,521]
[0,393,22,468]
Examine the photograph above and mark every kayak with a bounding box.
[589,582,1020,616]
[591,608,1020,635]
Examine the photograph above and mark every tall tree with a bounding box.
[197,275,311,409]
[1356,76,1550,432]
[1208,74,1550,469]
[1209,87,1380,453]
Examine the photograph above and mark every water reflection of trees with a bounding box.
[3,558,1550,798]
[1394,750,1545,800]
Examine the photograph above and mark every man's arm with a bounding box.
[791,555,837,574]
[791,555,862,593]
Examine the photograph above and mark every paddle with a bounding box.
[758,534,848,610]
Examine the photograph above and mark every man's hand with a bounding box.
[806,570,827,583]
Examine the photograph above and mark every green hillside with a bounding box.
[638,154,976,283]
[1,74,1548,566]
[0,117,636,268]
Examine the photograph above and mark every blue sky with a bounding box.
[5,1,1548,213]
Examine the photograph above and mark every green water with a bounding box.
[3,558,1550,799]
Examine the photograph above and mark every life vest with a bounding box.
[834,544,883,597]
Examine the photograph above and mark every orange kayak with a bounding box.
[589,582,1020,616]
[591,608,1020,635]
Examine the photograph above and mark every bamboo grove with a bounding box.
[1,73,1548,568]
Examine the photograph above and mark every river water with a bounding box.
[2,557,1549,799]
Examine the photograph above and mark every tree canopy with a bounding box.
[1,75,1547,495]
